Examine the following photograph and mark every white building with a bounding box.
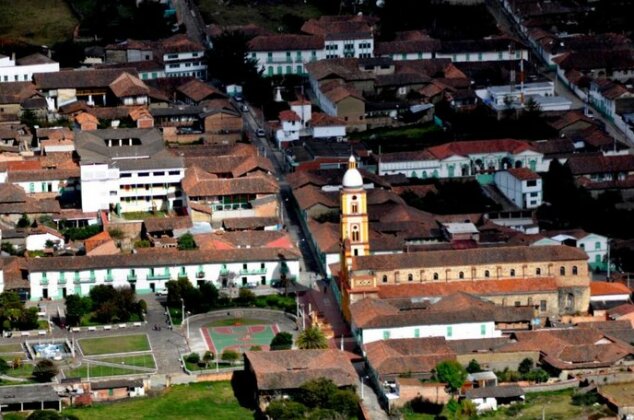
[25,247,300,301]
[378,139,547,179]
[75,128,184,214]
[0,53,59,83]
[301,16,374,59]
[476,81,572,112]
[248,34,325,77]
[543,230,609,271]
[350,294,532,347]
[160,35,207,79]
[494,168,543,209]
[25,226,65,251]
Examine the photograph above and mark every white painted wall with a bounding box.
[324,38,374,59]
[494,171,543,209]
[29,258,300,301]
[26,233,64,251]
[357,321,501,345]
[313,125,346,139]
[0,57,59,83]
[252,48,325,77]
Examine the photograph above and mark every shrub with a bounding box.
[0,358,9,375]
[408,396,443,415]
[32,359,58,382]
[221,349,240,363]
[572,392,599,406]
[518,357,534,374]
[270,332,293,350]
[435,360,467,392]
[185,352,200,364]
[466,359,482,374]
[134,240,151,248]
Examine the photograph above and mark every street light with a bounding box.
[186,311,191,340]
[180,298,185,327]
[360,375,369,400]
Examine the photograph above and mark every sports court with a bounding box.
[202,324,280,354]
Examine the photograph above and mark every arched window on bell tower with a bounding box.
[351,224,360,242]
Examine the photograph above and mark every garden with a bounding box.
[65,285,147,327]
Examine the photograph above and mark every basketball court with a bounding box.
[202,324,280,354]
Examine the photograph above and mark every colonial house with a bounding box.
[301,15,376,59]
[589,282,632,315]
[566,154,634,184]
[0,183,60,224]
[248,34,325,77]
[25,246,300,300]
[75,128,185,214]
[0,53,59,83]
[244,349,357,412]
[542,229,609,271]
[182,166,279,224]
[176,79,225,105]
[350,293,533,346]
[33,68,141,110]
[494,168,543,209]
[377,139,547,179]
[142,215,193,248]
[0,81,45,119]
[588,79,634,121]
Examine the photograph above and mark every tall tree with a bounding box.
[435,360,467,393]
[296,326,328,350]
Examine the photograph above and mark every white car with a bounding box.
[156,289,168,297]
[256,128,266,137]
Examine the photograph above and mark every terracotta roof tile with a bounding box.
[365,337,456,377]
[506,167,540,181]
[590,281,632,297]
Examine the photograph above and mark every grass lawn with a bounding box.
[79,334,150,356]
[0,0,77,46]
[64,364,143,379]
[599,383,634,407]
[95,354,156,369]
[351,123,445,153]
[1,362,34,379]
[169,306,183,326]
[205,318,269,327]
[37,320,50,330]
[64,381,253,420]
[197,0,321,33]
[0,343,23,354]
[480,389,614,420]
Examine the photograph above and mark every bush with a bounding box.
[408,396,443,415]
[32,359,58,382]
[63,224,101,241]
[185,353,200,364]
[237,288,256,306]
[525,368,549,383]
[466,359,482,374]
[270,332,293,350]
[518,357,534,375]
[134,240,151,248]
[221,349,240,363]
[249,345,262,351]
[266,400,307,420]
[177,232,196,250]
[572,392,599,406]
[0,358,9,375]
[435,360,467,392]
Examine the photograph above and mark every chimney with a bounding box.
[11,52,15,62]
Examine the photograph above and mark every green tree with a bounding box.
[270,332,293,350]
[17,213,31,228]
[185,353,200,364]
[435,360,467,393]
[466,359,481,374]
[237,288,256,306]
[221,349,240,363]
[32,359,59,382]
[0,358,9,375]
[266,400,307,420]
[518,358,534,375]
[444,398,460,419]
[460,399,477,418]
[297,378,339,408]
[525,368,549,383]
[328,389,360,417]
[26,411,62,420]
[202,351,214,368]
[177,232,196,250]
[296,327,328,350]
[89,285,118,308]
[65,295,88,326]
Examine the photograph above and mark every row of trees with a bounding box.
[266,378,360,420]
[65,285,146,326]
[0,292,39,332]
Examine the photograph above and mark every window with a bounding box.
[192,52,199,57]
[560,266,566,276]
[167,54,178,59]
[458,271,464,279]
[121,173,132,178]
[572,266,578,275]
[536,267,541,275]
[138,172,149,177]
[382,275,388,283]
[595,241,601,250]
[168,170,181,176]
[414,328,420,338]
[242,263,247,270]
[446,326,452,337]
[540,300,547,312]
[484,270,490,278]
[527,180,537,187]
[480,324,486,336]
[408,274,413,282]
[153,171,165,176]
[383,331,390,340]
[514,301,521,307]
[530,192,539,197]
[394,272,400,283]
[510,269,516,277]
[433,272,439,280]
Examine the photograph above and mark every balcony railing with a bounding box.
[147,273,171,281]
[177,273,188,280]
[105,276,114,283]
[74,276,96,284]
[239,268,267,275]
[127,274,138,282]
[58,278,67,285]
[40,279,49,286]
[196,271,205,279]
[219,268,230,275]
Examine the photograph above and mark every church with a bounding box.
[333,156,591,320]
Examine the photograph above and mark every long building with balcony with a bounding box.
[76,128,184,214]
[24,247,300,301]
[248,35,325,77]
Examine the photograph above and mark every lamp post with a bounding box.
[186,311,191,340]
[180,298,185,327]
[360,375,369,400]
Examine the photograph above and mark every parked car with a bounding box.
[156,289,168,297]
[256,128,266,137]
[241,104,249,112]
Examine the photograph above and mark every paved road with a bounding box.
[485,0,631,146]
[172,0,206,45]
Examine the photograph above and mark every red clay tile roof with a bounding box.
[279,110,301,122]
[245,349,358,390]
[377,278,559,299]
[365,337,456,377]
[182,166,278,197]
[311,112,346,127]
[177,79,223,102]
[566,154,634,175]
[353,245,586,272]
[109,72,149,98]
[143,216,193,233]
[506,167,540,181]
[590,281,632,297]
[427,139,534,160]
[34,68,139,90]
[160,34,204,53]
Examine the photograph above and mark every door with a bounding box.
[242,277,247,287]
[149,283,155,293]
[42,288,48,299]
[61,288,67,298]
[130,283,136,292]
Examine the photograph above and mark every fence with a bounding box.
[522,379,579,393]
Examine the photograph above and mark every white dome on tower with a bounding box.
[342,155,363,188]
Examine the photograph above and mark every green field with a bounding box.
[79,335,150,356]
[95,354,156,369]
[0,343,23,354]
[64,364,143,379]
[0,0,77,45]
[64,381,253,420]
[0,362,34,379]
[198,0,321,32]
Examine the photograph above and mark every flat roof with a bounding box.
[0,385,60,405]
